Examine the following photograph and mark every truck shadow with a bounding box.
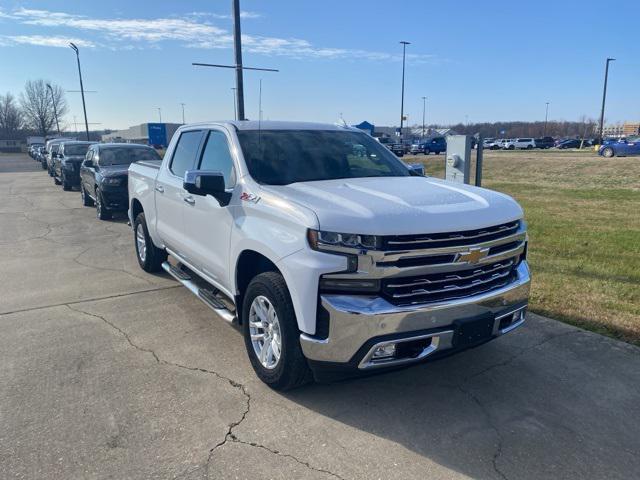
[279,321,638,479]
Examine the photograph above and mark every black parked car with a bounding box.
[556,139,582,149]
[80,143,161,220]
[535,137,554,149]
[52,141,96,190]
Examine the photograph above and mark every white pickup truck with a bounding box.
[129,121,530,390]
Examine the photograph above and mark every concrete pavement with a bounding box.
[1,153,639,479]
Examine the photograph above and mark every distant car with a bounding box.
[484,139,503,150]
[29,144,43,159]
[599,136,640,158]
[503,138,536,150]
[534,137,554,149]
[556,139,582,149]
[52,141,97,190]
[422,136,446,155]
[409,143,424,154]
[80,143,161,220]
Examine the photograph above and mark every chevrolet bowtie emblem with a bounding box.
[457,247,490,264]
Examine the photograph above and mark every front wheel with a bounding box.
[527,145,533,149]
[602,147,614,158]
[62,173,72,191]
[95,188,112,220]
[242,272,312,390]
[81,184,93,206]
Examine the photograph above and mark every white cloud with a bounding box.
[1,35,95,48]
[2,7,437,63]
[187,10,262,19]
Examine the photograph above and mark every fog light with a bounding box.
[372,343,396,359]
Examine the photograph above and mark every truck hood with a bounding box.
[261,176,523,235]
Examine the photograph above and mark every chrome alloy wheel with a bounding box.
[136,223,147,263]
[249,295,282,369]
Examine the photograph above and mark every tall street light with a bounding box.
[180,103,186,124]
[598,57,616,143]
[421,96,427,139]
[543,102,550,137]
[399,41,410,142]
[157,108,162,123]
[46,83,61,136]
[69,42,89,140]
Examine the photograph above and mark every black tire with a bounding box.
[424,149,430,155]
[602,147,614,158]
[62,173,72,191]
[81,184,93,206]
[133,212,167,273]
[41,161,47,170]
[527,145,533,149]
[95,188,112,220]
[53,175,61,185]
[242,272,312,391]
[509,145,515,150]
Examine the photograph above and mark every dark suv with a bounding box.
[52,141,96,190]
[534,137,554,149]
[80,143,161,220]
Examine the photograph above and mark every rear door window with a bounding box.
[170,130,203,178]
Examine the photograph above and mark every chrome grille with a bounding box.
[381,221,520,250]
[382,258,519,305]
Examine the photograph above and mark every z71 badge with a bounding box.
[240,192,260,203]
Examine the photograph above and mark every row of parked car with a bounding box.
[481,137,587,150]
[30,138,161,220]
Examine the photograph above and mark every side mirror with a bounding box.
[183,170,231,206]
[407,163,425,176]
[84,160,94,168]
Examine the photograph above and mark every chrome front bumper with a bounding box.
[300,261,531,367]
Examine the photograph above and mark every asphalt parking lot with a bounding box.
[1,153,639,480]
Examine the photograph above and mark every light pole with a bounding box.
[46,83,61,136]
[180,103,185,124]
[598,57,615,143]
[399,41,410,142]
[543,102,550,137]
[68,42,89,140]
[157,108,162,123]
[421,96,427,139]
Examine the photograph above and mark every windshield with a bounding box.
[65,144,91,156]
[237,130,410,185]
[99,147,160,166]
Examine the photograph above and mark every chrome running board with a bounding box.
[162,261,237,324]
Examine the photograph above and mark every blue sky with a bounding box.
[0,0,638,130]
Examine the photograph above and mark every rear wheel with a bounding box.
[133,212,167,272]
[526,144,533,149]
[242,272,312,390]
[424,148,430,155]
[602,147,614,158]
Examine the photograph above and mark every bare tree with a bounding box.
[0,92,23,139]
[19,80,68,136]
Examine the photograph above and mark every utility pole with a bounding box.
[180,103,186,124]
[543,102,550,137]
[258,79,263,121]
[69,43,90,140]
[73,115,78,135]
[157,107,162,123]
[421,96,427,139]
[399,41,410,142]
[192,0,278,121]
[231,88,237,120]
[598,57,616,143]
[46,83,61,135]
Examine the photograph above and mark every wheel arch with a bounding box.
[235,249,281,323]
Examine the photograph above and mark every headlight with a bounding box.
[307,229,379,251]
[103,177,122,186]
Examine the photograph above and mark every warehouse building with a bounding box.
[101,123,181,148]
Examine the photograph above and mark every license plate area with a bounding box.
[452,314,495,349]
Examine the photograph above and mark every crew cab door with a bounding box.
[80,148,97,197]
[155,129,204,259]
[181,129,236,292]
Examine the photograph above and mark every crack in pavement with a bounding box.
[64,302,346,480]
[455,329,581,480]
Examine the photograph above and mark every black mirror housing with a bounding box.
[183,170,231,205]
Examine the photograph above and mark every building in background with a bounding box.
[622,122,640,136]
[101,123,181,147]
[601,123,625,137]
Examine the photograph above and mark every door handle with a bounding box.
[183,195,195,205]
[155,185,164,193]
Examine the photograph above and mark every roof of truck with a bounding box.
[182,120,356,132]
